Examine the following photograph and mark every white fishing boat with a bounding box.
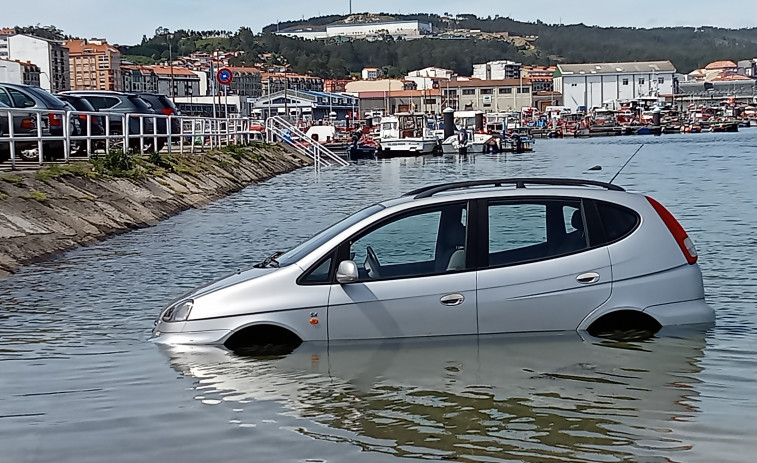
[440,130,496,154]
[378,113,439,155]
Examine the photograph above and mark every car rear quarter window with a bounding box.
[596,201,639,243]
[0,89,11,106]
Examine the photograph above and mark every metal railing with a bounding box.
[0,107,269,169]
[265,116,349,169]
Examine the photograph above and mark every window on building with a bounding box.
[499,88,512,94]
[445,89,457,96]
[462,89,476,95]
[424,98,435,105]
[480,88,493,95]
[571,83,577,87]
[517,87,530,93]
[658,77,665,84]
[638,78,645,85]
[622,79,629,85]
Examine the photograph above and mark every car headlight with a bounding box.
[161,299,194,322]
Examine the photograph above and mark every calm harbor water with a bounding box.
[2,131,757,462]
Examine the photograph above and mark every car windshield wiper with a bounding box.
[254,251,284,268]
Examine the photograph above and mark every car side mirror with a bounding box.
[336,260,359,284]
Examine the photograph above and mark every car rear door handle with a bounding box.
[440,293,465,306]
[576,272,600,284]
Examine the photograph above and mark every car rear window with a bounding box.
[596,201,639,243]
[27,87,68,109]
[59,96,96,112]
[128,96,153,111]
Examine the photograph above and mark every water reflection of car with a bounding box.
[160,330,710,462]
[152,178,715,349]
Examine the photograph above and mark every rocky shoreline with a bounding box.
[0,145,311,277]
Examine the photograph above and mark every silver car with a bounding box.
[152,178,715,349]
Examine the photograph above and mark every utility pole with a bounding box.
[349,0,352,14]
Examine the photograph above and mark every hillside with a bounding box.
[108,13,757,78]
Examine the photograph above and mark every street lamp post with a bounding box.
[167,34,175,101]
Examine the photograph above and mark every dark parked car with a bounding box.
[1,101,39,162]
[0,82,78,159]
[137,93,181,150]
[56,93,105,156]
[60,90,156,151]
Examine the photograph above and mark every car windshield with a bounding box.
[276,204,384,266]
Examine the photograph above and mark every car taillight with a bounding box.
[646,196,698,264]
[161,108,174,116]
[21,118,36,129]
[78,114,89,121]
[49,113,62,126]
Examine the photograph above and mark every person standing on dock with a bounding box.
[457,129,469,156]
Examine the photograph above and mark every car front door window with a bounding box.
[349,203,467,281]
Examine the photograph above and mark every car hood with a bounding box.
[188,266,280,300]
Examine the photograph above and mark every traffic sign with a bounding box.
[216,67,233,85]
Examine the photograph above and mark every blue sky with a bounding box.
[5,0,757,45]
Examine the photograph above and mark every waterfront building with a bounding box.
[553,61,676,111]
[6,34,69,92]
[65,38,121,91]
[253,90,359,121]
[358,89,442,116]
[522,66,556,92]
[345,79,405,95]
[473,60,522,80]
[147,65,200,97]
[0,58,41,86]
[324,79,352,93]
[737,59,757,78]
[442,78,533,112]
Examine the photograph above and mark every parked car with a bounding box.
[136,92,181,151]
[60,90,156,151]
[55,93,105,156]
[152,178,715,350]
[0,82,78,159]
[0,101,38,162]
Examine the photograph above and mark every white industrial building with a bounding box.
[553,61,676,111]
[277,20,432,40]
[5,34,70,92]
[473,60,522,80]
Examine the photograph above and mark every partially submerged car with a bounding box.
[152,178,714,349]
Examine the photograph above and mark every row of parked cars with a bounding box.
[0,82,181,162]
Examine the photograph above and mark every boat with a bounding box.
[501,133,535,153]
[377,113,439,156]
[304,125,350,151]
[440,130,496,155]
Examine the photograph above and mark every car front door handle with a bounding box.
[576,272,600,284]
[440,293,465,306]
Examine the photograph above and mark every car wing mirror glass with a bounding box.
[336,260,359,284]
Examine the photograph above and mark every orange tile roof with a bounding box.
[359,89,442,98]
[704,60,737,70]
[0,27,16,36]
[65,39,119,55]
[226,66,261,74]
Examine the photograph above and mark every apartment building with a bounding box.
[66,38,121,91]
[122,64,159,93]
[473,60,522,80]
[148,65,200,97]
[0,58,41,86]
[443,78,533,112]
[6,34,69,92]
[261,73,324,94]
[226,66,262,98]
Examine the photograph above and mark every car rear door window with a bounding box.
[487,199,587,267]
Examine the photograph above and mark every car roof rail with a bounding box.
[405,178,625,199]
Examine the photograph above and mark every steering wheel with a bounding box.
[365,245,381,279]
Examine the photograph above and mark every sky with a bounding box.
[5,0,757,45]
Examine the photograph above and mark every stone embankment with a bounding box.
[0,144,311,277]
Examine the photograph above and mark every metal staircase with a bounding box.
[265,116,349,168]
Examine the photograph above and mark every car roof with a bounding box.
[61,90,143,97]
[378,178,638,209]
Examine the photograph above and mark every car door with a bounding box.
[328,202,478,340]
[476,198,612,334]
